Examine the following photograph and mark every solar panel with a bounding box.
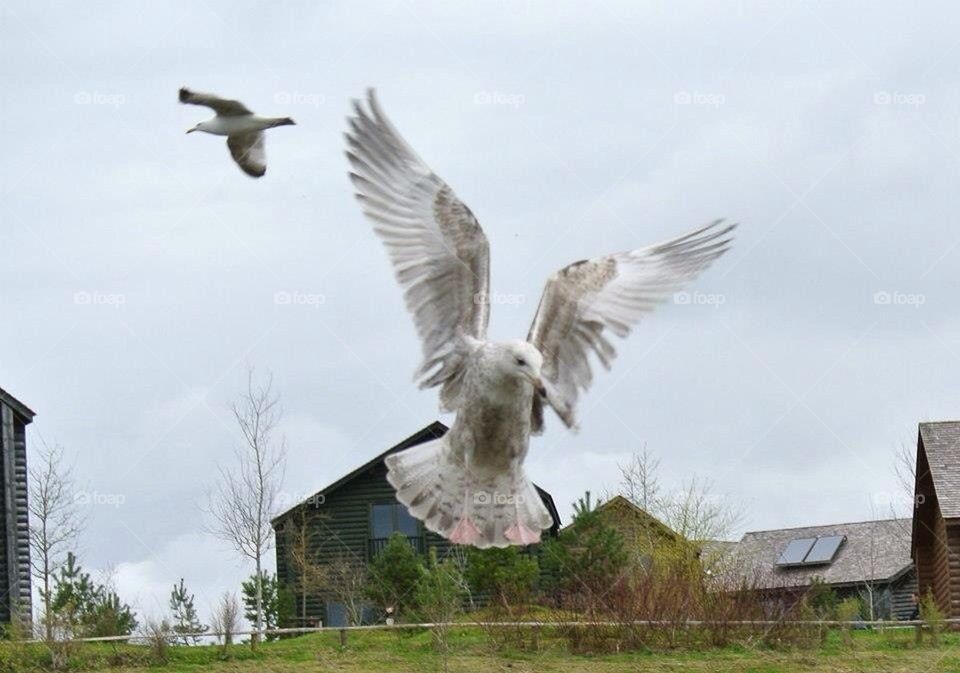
[777,537,816,565]
[804,535,845,564]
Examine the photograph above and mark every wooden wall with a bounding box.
[913,435,960,618]
[0,404,32,624]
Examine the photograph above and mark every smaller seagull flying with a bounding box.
[179,87,295,178]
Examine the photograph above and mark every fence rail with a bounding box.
[25,618,960,645]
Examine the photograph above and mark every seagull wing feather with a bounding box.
[345,89,490,410]
[227,132,266,178]
[527,220,736,432]
[179,87,252,116]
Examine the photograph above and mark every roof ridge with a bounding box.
[742,517,908,536]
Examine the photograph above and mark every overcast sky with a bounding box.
[2,0,958,625]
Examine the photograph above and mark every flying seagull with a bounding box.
[345,89,735,548]
[179,87,295,178]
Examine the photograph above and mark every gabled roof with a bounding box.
[0,386,36,423]
[724,518,913,590]
[570,495,680,542]
[271,421,562,535]
[918,421,960,519]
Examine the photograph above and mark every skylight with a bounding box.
[776,534,845,567]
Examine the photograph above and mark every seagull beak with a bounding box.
[524,371,546,397]
[185,128,195,134]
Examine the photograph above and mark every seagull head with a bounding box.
[499,341,545,396]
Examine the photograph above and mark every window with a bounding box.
[371,503,419,538]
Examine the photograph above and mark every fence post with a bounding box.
[339,628,347,648]
[914,622,923,645]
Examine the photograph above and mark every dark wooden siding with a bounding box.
[275,460,461,624]
[273,423,559,626]
[0,404,32,623]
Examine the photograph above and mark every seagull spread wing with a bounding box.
[179,87,252,116]
[227,132,266,178]
[527,219,736,432]
[346,89,490,409]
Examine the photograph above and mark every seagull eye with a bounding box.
[515,357,527,367]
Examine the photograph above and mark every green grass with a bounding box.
[3,627,959,672]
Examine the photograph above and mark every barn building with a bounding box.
[0,387,34,624]
[912,420,960,619]
[272,421,562,627]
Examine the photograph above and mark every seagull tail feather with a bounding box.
[386,437,552,549]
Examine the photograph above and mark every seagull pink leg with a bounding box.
[505,523,541,545]
[449,517,481,545]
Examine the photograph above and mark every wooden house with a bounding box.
[0,387,34,624]
[271,421,562,627]
[723,518,916,619]
[912,420,960,618]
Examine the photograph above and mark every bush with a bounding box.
[920,590,945,646]
[541,492,629,607]
[464,546,538,607]
[366,533,425,619]
[415,549,465,655]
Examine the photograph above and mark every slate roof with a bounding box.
[724,518,913,590]
[919,421,960,519]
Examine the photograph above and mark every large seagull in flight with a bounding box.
[346,89,735,548]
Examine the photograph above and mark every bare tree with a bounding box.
[662,476,741,544]
[616,446,741,569]
[27,441,85,641]
[284,509,327,624]
[618,444,661,514]
[209,591,241,651]
[207,369,286,644]
[325,553,368,627]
